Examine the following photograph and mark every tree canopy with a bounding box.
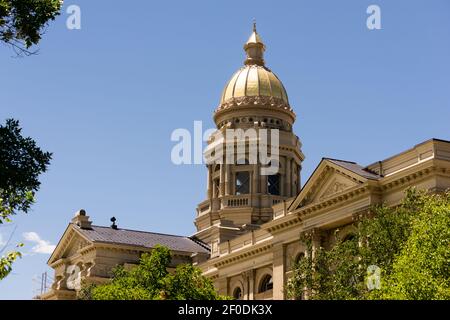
[0,119,52,280]
[83,245,228,300]
[0,0,62,55]
[286,189,450,300]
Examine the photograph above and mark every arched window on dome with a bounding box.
[259,275,273,293]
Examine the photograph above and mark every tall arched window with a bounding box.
[232,287,242,300]
[295,252,305,265]
[259,275,273,293]
[235,172,250,195]
[268,174,281,195]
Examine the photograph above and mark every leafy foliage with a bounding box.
[286,189,450,300]
[85,245,227,300]
[372,191,450,299]
[0,119,52,280]
[0,0,62,55]
[0,118,52,222]
[0,244,22,280]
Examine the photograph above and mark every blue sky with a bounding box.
[0,0,449,299]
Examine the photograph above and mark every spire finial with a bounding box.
[244,21,265,66]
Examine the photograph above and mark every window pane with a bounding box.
[268,174,280,195]
[235,172,250,195]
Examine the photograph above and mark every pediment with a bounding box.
[316,175,357,201]
[48,224,92,265]
[289,159,370,211]
[62,234,91,258]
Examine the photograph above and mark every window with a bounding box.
[295,252,305,265]
[235,172,250,195]
[232,287,242,300]
[268,174,281,195]
[342,234,356,242]
[259,275,273,293]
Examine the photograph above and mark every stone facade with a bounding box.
[201,138,450,299]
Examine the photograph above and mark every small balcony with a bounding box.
[221,194,251,209]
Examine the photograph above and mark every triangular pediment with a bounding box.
[289,159,371,211]
[48,224,93,265]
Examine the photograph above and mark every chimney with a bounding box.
[71,209,93,229]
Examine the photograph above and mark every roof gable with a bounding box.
[48,224,92,265]
[289,158,380,211]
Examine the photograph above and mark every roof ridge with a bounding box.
[323,157,357,164]
[89,224,187,238]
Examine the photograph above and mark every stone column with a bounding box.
[207,165,212,199]
[291,161,297,195]
[252,164,260,194]
[219,164,225,197]
[225,164,231,195]
[216,277,228,296]
[260,173,267,194]
[242,272,249,300]
[272,242,285,300]
[242,270,255,300]
[285,157,292,197]
[311,228,323,260]
[248,270,255,300]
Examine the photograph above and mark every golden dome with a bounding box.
[219,23,289,106]
[220,65,289,105]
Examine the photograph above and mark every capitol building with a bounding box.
[41,25,450,300]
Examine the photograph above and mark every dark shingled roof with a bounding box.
[325,158,381,180]
[75,224,210,254]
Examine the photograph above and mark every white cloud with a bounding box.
[23,232,56,254]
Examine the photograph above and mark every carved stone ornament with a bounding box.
[320,180,350,200]
[215,96,294,114]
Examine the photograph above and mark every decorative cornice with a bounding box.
[213,243,273,268]
[380,164,449,192]
[215,96,295,117]
[266,216,302,233]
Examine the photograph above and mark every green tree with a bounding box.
[87,245,227,300]
[286,189,450,300]
[0,119,52,280]
[0,0,62,55]
[372,192,450,299]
